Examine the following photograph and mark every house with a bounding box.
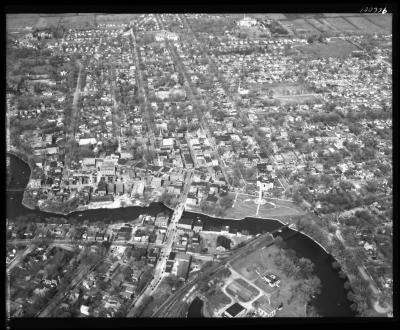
[80,305,90,316]
[193,219,203,233]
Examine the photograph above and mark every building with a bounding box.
[165,251,176,273]
[175,253,191,281]
[116,182,124,195]
[223,303,247,318]
[100,161,116,176]
[155,30,179,42]
[237,16,257,28]
[262,273,280,287]
[177,217,193,231]
[257,300,276,317]
[155,213,169,228]
[193,219,203,233]
[78,138,97,146]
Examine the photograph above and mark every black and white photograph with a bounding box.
[5,6,394,325]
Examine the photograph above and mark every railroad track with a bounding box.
[153,226,286,316]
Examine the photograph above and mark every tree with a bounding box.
[219,195,233,210]
[297,258,315,279]
[216,236,232,250]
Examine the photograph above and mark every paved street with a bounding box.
[127,171,193,317]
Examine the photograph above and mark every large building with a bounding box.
[223,303,247,318]
[100,161,116,176]
[237,16,257,28]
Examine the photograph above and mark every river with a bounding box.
[7,153,355,317]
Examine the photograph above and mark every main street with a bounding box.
[126,170,194,317]
[128,29,156,152]
[155,14,231,187]
[64,60,83,178]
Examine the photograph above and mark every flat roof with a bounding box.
[225,303,246,317]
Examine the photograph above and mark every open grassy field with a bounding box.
[273,94,322,105]
[220,192,305,220]
[297,38,358,58]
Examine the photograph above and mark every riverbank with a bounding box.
[7,153,355,316]
[12,149,332,257]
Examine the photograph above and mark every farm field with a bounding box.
[263,14,287,20]
[290,18,320,33]
[324,17,362,33]
[305,18,332,33]
[297,38,358,58]
[323,13,363,17]
[364,14,392,31]
[345,16,388,34]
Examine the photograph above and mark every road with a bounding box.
[8,238,164,249]
[128,29,156,151]
[180,14,296,194]
[155,14,231,187]
[126,171,194,317]
[335,229,380,296]
[37,260,101,317]
[64,60,83,177]
[6,245,35,272]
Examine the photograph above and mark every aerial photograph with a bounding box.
[6,11,392,321]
